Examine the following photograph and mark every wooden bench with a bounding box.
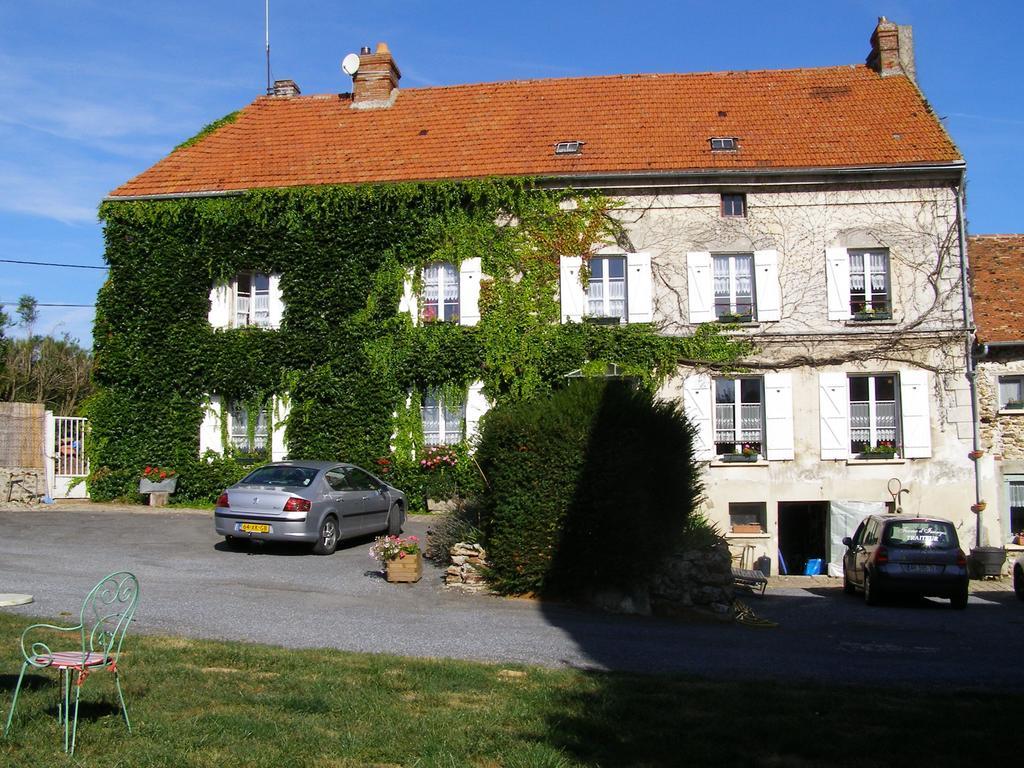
[732,567,768,596]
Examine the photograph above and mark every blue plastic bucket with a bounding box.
[803,558,823,576]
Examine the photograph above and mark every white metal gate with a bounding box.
[46,414,89,499]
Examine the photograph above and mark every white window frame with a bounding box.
[228,400,270,454]
[1006,475,1024,541]
[421,389,465,446]
[848,373,901,455]
[587,255,628,321]
[713,253,756,319]
[849,249,891,315]
[998,375,1024,410]
[421,262,460,323]
[713,376,764,456]
[234,271,272,328]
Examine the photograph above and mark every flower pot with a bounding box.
[385,553,423,583]
[139,477,177,494]
[858,451,895,460]
[1004,402,1024,410]
[731,523,764,534]
[718,314,752,324]
[853,311,891,321]
[721,453,758,463]
[968,547,1005,579]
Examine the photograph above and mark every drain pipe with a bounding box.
[955,171,983,548]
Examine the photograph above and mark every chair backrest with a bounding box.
[79,572,139,662]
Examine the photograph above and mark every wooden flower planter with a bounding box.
[385,554,423,583]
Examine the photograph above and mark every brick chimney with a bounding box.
[867,17,916,81]
[351,42,401,108]
[271,79,301,97]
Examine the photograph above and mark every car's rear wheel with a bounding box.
[864,571,881,606]
[311,516,338,555]
[387,504,403,536]
[1015,566,1024,601]
[951,586,969,610]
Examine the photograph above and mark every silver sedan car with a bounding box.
[214,461,407,554]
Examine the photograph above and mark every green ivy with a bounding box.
[173,111,241,152]
[90,179,748,506]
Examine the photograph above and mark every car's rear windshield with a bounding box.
[240,466,319,488]
[883,520,957,550]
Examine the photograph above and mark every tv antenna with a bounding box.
[264,0,272,95]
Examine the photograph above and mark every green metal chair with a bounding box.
[3,571,139,755]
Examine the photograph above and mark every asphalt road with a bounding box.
[2,506,1023,689]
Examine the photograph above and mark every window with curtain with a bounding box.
[849,374,900,454]
[849,249,890,314]
[229,400,269,453]
[713,253,755,319]
[714,377,763,456]
[587,256,627,320]
[234,272,271,327]
[421,262,460,322]
[421,389,465,446]
[1009,480,1024,537]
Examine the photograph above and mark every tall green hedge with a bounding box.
[90,179,746,505]
[474,379,703,595]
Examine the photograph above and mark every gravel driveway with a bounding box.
[2,505,1023,689]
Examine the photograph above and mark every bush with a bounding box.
[425,500,484,562]
[474,379,702,596]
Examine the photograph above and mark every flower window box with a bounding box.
[720,453,759,463]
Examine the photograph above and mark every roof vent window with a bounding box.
[555,141,584,155]
[710,137,739,152]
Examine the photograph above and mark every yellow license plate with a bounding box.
[239,523,271,534]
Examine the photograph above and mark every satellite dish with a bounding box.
[341,53,360,76]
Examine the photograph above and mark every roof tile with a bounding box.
[110,65,961,198]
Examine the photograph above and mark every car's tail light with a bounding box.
[956,549,967,567]
[283,497,311,513]
[216,492,229,508]
[874,546,889,565]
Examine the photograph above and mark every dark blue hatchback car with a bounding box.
[842,514,969,609]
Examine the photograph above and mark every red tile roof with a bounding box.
[109,64,961,199]
[970,235,1024,344]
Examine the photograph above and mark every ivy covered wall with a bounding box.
[89,179,746,504]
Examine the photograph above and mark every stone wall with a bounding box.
[0,468,46,503]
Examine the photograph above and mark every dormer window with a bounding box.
[710,137,738,152]
[555,141,584,155]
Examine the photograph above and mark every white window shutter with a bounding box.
[458,257,482,326]
[560,256,586,322]
[825,247,851,321]
[687,251,714,324]
[208,285,232,329]
[271,396,290,461]
[900,369,932,458]
[199,395,223,455]
[753,250,781,322]
[399,268,418,323]
[763,372,794,460]
[625,252,653,323]
[268,273,284,329]
[465,381,489,441]
[683,374,713,461]
[819,372,850,460]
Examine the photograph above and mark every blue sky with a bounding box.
[1,0,1021,347]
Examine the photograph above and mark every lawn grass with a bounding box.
[0,611,1017,767]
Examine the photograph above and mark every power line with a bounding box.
[0,301,94,308]
[0,258,107,270]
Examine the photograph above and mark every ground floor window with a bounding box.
[421,389,465,446]
[1008,478,1024,540]
[229,400,269,454]
[729,502,766,534]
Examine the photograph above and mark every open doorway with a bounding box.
[777,501,829,575]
